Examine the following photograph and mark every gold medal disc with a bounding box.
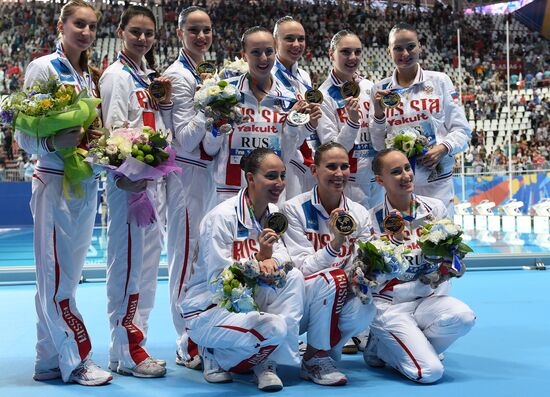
[262,212,289,235]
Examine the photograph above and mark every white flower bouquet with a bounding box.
[211,259,293,313]
[194,78,248,135]
[219,57,249,79]
[349,238,410,303]
[418,219,473,287]
[385,127,429,158]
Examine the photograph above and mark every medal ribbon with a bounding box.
[246,73,297,112]
[245,191,269,233]
[56,44,93,94]
[117,51,156,89]
[385,194,417,223]
[178,49,202,85]
[274,59,312,91]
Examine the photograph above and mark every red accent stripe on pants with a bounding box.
[59,299,92,360]
[214,325,275,373]
[177,209,190,299]
[390,331,423,381]
[122,293,149,365]
[328,269,349,348]
[124,223,132,296]
[52,226,60,314]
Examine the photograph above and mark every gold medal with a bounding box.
[196,61,216,76]
[335,212,357,236]
[305,88,323,104]
[262,212,289,235]
[382,213,405,235]
[148,80,167,102]
[340,81,360,98]
[380,92,401,108]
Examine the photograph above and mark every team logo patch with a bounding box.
[424,85,434,94]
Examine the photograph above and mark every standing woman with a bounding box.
[182,148,305,392]
[272,16,319,199]
[15,0,112,386]
[282,142,376,386]
[205,26,319,203]
[317,30,385,209]
[163,5,215,370]
[100,5,173,378]
[370,23,471,214]
[366,149,475,383]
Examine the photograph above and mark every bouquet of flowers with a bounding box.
[194,78,249,136]
[385,127,429,159]
[418,219,473,288]
[87,126,180,226]
[1,77,100,197]
[349,237,409,304]
[219,57,249,79]
[212,259,293,313]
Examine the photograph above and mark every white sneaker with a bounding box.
[342,338,358,354]
[110,357,166,372]
[176,350,202,370]
[363,335,385,368]
[116,357,166,378]
[69,359,112,386]
[201,347,232,383]
[253,360,283,392]
[438,352,445,361]
[300,351,347,386]
[33,367,61,381]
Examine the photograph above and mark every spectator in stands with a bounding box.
[3,127,13,160]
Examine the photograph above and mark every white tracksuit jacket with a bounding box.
[317,70,385,209]
[282,186,375,360]
[204,73,312,202]
[368,193,475,383]
[271,57,318,198]
[370,65,471,211]
[162,48,218,362]
[100,51,173,368]
[15,45,99,382]
[182,188,305,371]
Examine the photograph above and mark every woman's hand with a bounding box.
[153,76,173,104]
[372,88,392,119]
[47,127,85,150]
[258,258,280,275]
[86,128,103,141]
[290,99,308,113]
[306,102,322,128]
[345,97,360,123]
[419,144,448,168]
[256,228,278,262]
[115,176,148,193]
[328,208,346,250]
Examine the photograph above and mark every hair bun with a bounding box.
[240,153,250,171]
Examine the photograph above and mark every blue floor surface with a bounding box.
[0,270,549,396]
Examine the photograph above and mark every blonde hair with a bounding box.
[58,0,102,84]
